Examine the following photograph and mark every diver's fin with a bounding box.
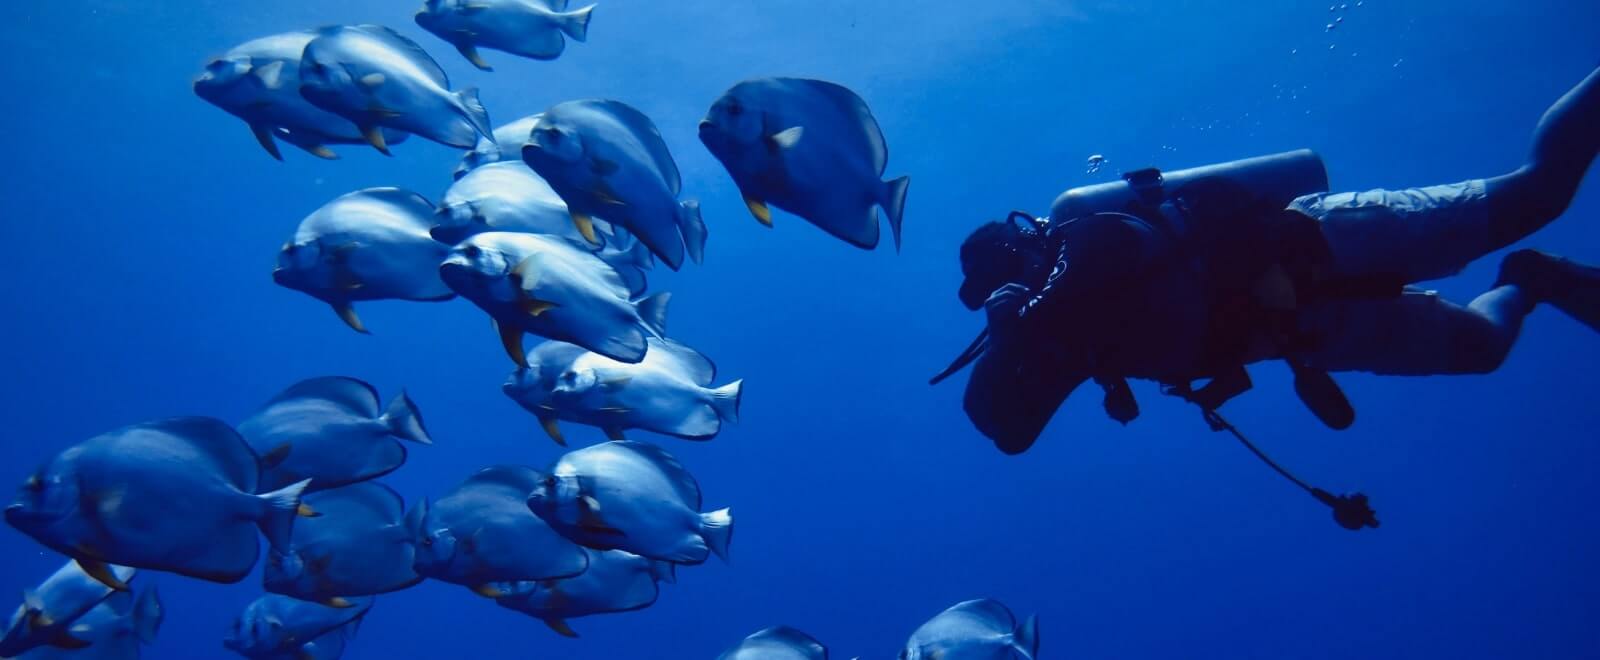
[767,125,804,150]
[538,415,566,446]
[555,5,594,42]
[880,175,910,252]
[76,558,131,592]
[381,391,433,445]
[700,508,733,562]
[498,322,529,368]
[744,196,773,227]
[359,124,391,156]
[332,302,370,334]
[455,42,493,71]
[571,212,602,245]
[677,200,707,265]
[710,379,743,423]
[636,291,671,337]
[249,124,284,161]
[543,617,579,638]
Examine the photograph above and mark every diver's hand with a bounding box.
[985,283,1032,347]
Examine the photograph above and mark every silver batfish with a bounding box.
[274,187,455,334]
[416,0,595,70]
[525,441,731,565]
[491,548,674,638]
[238,377,433,494]
[5,418,309,585]
[503,338,741,444]
[700,77,909,250]
[439,231,669,366]
[522,99,706,271]
[194,30,410,160]
[901,599,1039,660]
[299,24,492,151]
[410,466,590,596]
[718,626,828,660]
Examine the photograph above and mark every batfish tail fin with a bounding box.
[677,200,707,265]
[880,175,910,253]
[256,478,312,553]
[637,291,671,338]
[710,379,742,424]
[131,585,164,644]
[699,507,733,562]
[381,391,434,445]
[1013,613,1039,660]
[455,87,494,142]
[556,5,595,42]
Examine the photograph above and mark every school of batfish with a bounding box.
[1,2,1047,659]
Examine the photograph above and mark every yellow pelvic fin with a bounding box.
[745,197,773,227]
[543,618,578,638]
[360,125,391,156]
[75,558,129,592]
[333,303,369,335]
[323,597,354,609]
[540,417,567,447]
[470,583,505,599]
[571,213,601,245]
[498,323,529,368]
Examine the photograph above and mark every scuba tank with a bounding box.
[1048,149,1329,225]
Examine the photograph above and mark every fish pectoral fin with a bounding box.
[498,322,529,368]
[249,124,284,161]
[359,125,391,156]
[332,303,370,335]
[455,43,493,71]
[49,629,92,650]
[538,416,567,446]
[253,60,286,89]
[75,558,131,592]
[297,502,320,518]
[767,125,805,150]
[359,73,386,88]
[593,369,632,390]
[571,213,602,245]
[260,442,293,469]
[21,588,45,616]
[543,618,579,638]
[745,197,773,227]
[307,144,338,160]
[323,597,355,609]
[470,583,505,599]
[591,178,628,206]
[462,3,491,13]
[511,254,544,291]
[520,299,558,317]
[578,498,625,536]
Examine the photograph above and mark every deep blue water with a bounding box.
[2,1,1599,658]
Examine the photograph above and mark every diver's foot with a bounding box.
[1499,249,1600,332]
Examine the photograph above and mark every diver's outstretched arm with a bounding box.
[1486,65,1600,248]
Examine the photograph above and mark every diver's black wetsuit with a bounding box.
[967,66,1600,454]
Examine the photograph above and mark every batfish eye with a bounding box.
[542,475,557,489]
[24,474,42,492]
[462,244,481,259]
[726,100,743,116]
[542,127,563,142]
[421,535,434,547]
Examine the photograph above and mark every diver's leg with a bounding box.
[1500,248,1600,332]
[1485,66,1600,248]
[1296,288,1533,376]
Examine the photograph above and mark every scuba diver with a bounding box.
[938,66,1600,529]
